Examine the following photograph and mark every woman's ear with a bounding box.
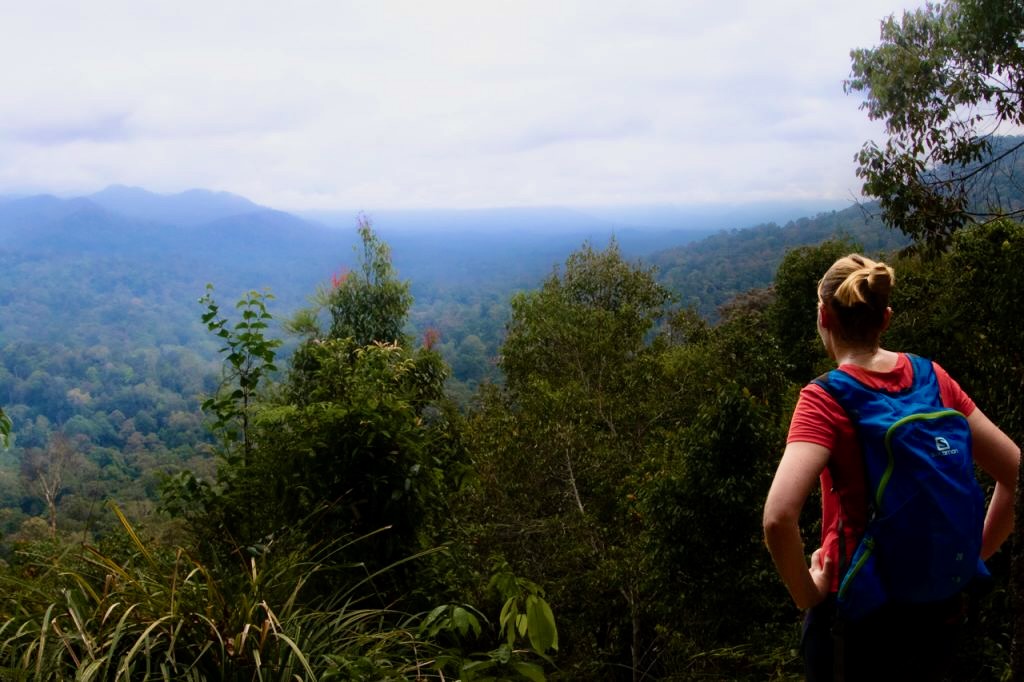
[881,306,893,331]
[818,304,830,330]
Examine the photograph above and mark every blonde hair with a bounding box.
[818,254,895,344]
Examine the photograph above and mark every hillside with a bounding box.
[648,202,909,317]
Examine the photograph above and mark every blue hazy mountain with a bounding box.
[0,190,349,258]
[88,185,263,227]
[0,184,905,356]
[0,193,360,330]
[303,208,711,298]
[0,194,101,230]
[0,195,172,254]
[307,206,630,235]
[304,199,850,235]
[0,187,878,318]
[302,200,850,287]
[0,185,913,399]
[0,193,29,205]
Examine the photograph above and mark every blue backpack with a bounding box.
[813,354,988,622]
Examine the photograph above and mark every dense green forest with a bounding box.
[3,211,1023,679]
[0,193,907,549]
[1,1,1024,677]
[0,182,1021,679]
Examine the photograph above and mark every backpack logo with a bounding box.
[934,436,958,457]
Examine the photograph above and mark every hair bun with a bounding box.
[833,258,894,307]
[817,253,895,343]
[866,262,894,300]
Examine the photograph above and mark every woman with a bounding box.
[763,254,1019,680]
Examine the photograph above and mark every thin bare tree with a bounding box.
[21,432,79,538]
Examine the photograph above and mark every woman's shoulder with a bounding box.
[926,358,977,414]
[789,382,850,448]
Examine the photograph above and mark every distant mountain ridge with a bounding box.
[88,185,264,227]
[0,190,351,339]
[0,186,788,303]
[0,185,881,374]
[301,199,850,235]
[0,182,971,403]
[0,186,721,267]
[0,184,894,324]
[0,186,331,263]
[0,195,167,254]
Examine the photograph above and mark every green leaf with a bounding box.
[511,661,546,682]
[462,659,495,676]
[515,613,528,638]
[449,606,481,638]
[423,604,447,627]
[526,596,558,652]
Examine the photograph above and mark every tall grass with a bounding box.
[0,506,447,680]
[0,507,555,680]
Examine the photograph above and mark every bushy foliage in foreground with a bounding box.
[0,506,557,681]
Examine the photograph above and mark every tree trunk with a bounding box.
[629,585,642,682]
[46,496,57,539]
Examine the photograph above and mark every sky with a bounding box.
[0,0,925,212]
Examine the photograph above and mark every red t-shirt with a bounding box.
[787,353,976,592]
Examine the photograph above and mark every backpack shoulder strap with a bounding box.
[811,366,863,419]
[905,353,941,400]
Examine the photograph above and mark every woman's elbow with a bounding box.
[969,410,1021,488]
[762,503,798,539]
[990,443,1020,492]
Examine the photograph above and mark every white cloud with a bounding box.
[0,0,927,209]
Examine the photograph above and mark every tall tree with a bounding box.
[464,241,805,678]
[167,221,463,603]
[257,222,462,592]
[20,432,81,538]
[327,215,413,347]
[849,3,1024,673]
[847,0,1024,246]
[466,241,675,679]
[198,286,280,467]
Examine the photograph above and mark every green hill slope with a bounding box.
[648,203,908,317]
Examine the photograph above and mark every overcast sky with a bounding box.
[0,0,924,211]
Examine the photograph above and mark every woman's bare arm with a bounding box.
[968,408,1020,560]
[763,441,834,609]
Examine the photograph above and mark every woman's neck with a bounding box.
[833,344,898,371]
